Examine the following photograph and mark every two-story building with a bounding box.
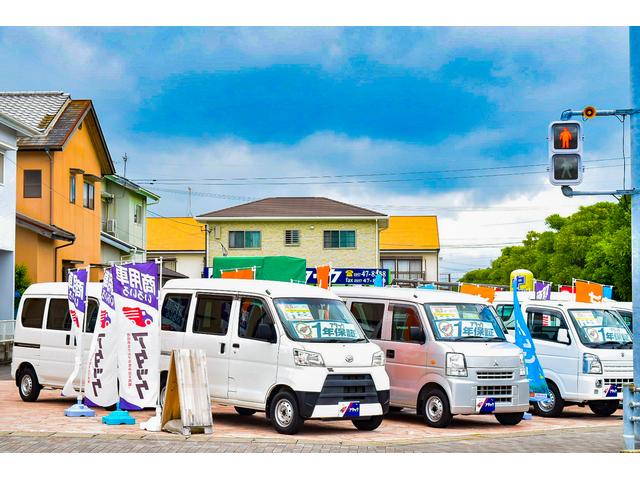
[195,197,389,270]
[101,174,160,264]
[0,111,38,321]
[0,91,115,282]
[146,216,206,278]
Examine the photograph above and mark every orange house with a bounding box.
[0,92,115,282]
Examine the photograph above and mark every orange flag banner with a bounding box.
[316,265,331,289]
[221,268,255,280]
[459,283,496,303]
[575,280,603,303]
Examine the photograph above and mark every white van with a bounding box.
[12,280,390,435]
[332,286,530,428]
[11,282,101,402]
[496,298,633,417]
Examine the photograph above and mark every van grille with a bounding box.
[477,370,514,380]
[604,378,633,390]
[602,360,633,374]
[317,374,379,405]
[477,385,513,404]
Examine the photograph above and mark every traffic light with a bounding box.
[548,121,583,186]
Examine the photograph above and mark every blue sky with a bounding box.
[0,27,631,278]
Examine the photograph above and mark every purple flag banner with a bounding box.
[534,280,552,300]
[112,262,160,410]
[62,268,88,398]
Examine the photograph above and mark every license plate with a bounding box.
[604,384,619,397]
[338,401,360,417]
[475,396,496,413]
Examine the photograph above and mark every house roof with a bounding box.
[380,216,440,251]
[104,174,160,201]
[147,217,205,252]
[16,212,75,242]
[0,92,115,175]
[197,197,387,220]
[0,92,70,133]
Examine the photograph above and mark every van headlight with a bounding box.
[293,349,325,367]
[519,351,526,376]
[583,353,602,374]
[372,350,385,367]
[446,352,467,377]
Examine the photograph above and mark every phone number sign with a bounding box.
[306,268,389,286]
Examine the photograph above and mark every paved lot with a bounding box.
[0,365,627,452]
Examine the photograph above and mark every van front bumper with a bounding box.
[295,382,390,419]
[448,375,530,415]
[572,375,634,402]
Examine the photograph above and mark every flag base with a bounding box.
[102,409,136,425]
[64,402,96,417]
[523,412,533,420]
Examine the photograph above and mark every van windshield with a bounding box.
[424,303,506,342]
[568,309,632,348]
[274,298,367,343]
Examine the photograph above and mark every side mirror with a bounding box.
[557,328,570,344]
[410,326,426,343]
[256,323,277,343]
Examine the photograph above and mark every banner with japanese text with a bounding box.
[84,267,119,407]
[62,268,88,397]
[534,280,552,300]
[113,262,160,410]
[513,279,550,401]
[459,283,496,303]
[575,280,603,303]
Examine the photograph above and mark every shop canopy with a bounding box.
[211,256,306,283]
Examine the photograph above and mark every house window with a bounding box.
[229,231,261,249]
[285,229,300,246]
[24,170,42,198]
[69,174,76,203]
[0,152,4,185]
[323,230,356,249]
[83,181,95,210]
[382,258,424,281]
[134,204,143,224]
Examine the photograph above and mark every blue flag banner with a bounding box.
[603,285,614,300]
[513,279,550,402]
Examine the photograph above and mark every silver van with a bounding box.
[333,286,530,427]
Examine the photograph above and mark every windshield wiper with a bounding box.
[450,336,503,342]
[590,341,625,349]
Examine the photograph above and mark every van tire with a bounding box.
[235,407,257,416]
[269,391,304,435]
[532,382,564,417]
[588,400,619,417]
[352,415,384,431]
[420,388,453,428]
[495,412,524,425]
[17,366,41,402]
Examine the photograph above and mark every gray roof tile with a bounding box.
[0,91,70,133]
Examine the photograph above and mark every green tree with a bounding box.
[459,199,632,300]
[15,264,31,310]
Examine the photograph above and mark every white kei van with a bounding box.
[11,283,102,401]
[497,298,633,417]
[12,280,390,435]
[158,279,390,434]
[332,286,530,428]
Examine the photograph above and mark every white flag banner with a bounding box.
[84,268,119,407]
[62,268,88,398]
[112,262,160,410]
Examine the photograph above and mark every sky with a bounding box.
[0,27,632,279]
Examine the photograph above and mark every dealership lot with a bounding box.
[0,366,625,452]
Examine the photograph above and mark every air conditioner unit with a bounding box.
[105,219,117,235]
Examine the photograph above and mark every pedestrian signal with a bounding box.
[548,121,582,186]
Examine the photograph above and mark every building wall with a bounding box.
[103,180,148,251]
[148,251,204,279]
[204,220,381,269]
[0,124,18,319]
[380,251,440,282]
[15,120,104,281]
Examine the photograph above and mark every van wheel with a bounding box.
[235,407,257,416]
[532,382,564,417]
[420,388,453,428]
[588,400,619,417]
[352,415,384,431]
[18,367,41,402]
[269,391,304,435]
[495,412,524,425]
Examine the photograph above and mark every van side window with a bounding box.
[350,302,384,339]
[496,305,514,323]
[161,294,192,332]
[527,310,568,343]
[47,298,72,331]
[193,295,233,335]
[21,298,46,329]
[391,304,425,343]
[84,299,99,333]
[239,297,274,341]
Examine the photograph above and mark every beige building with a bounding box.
[379,216,440,282]
[196,197,389,270]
